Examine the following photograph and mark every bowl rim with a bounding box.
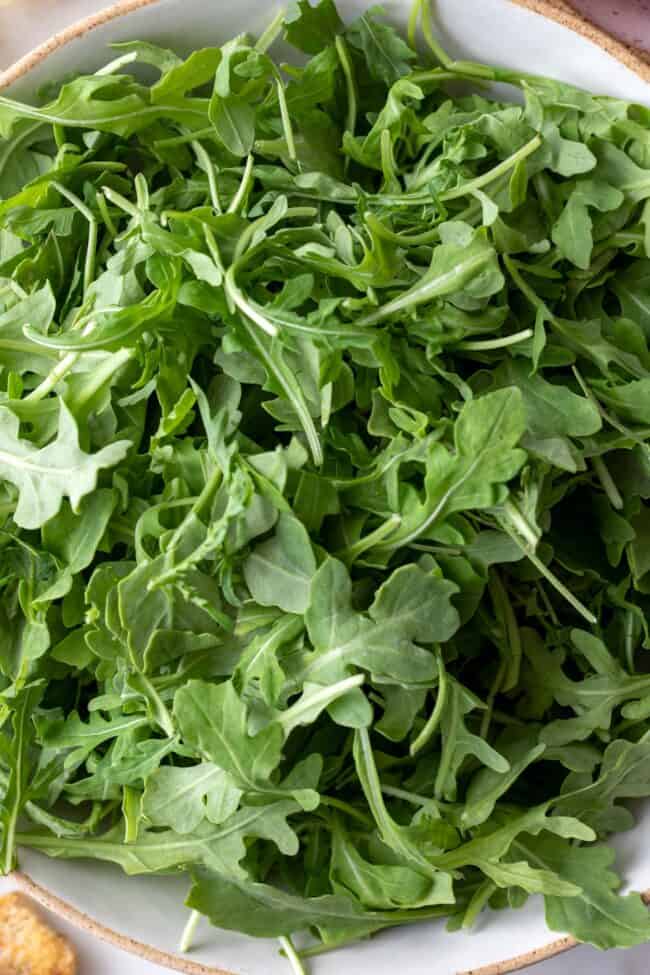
[0,0,648,88]
[3,1,649,973]
[15,868,582,975]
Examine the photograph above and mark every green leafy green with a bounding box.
[346,6,415,87]
[0,403,129,529]
[285,0,344,54]
[3,2,650,969]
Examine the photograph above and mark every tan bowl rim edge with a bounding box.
[14,868,650,975]
[0,0,648,88]
[4,0,650,972]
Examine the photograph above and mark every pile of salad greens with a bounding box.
[3,0,650,968]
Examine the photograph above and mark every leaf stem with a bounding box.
[101,184,140,218]
[422,0,453,66]
[224,266,279,338]
[279,935,307,975]
[0,767,75,837]
[275,79,297,162]
[228,154,254,215]
[502,498,539,550]
[625,609,637,674]
[256,7,286,51]
[354,728,439,879]
[318,796,374,827]
[179,910,201,953]
[2,694,36,874]
[276,674,365,732]
[154,465,224,584]
[95,50,138,75]
[154,126,214,148]
[24,319,97,402]
[134,173,149,211]
[504,254,552,317]
[358,251,491,327]
[488,569,522,692]
[409,0,452,66]
[480,657,507,740]
[237,313,322,466]
[408,0,422,49]
[365,213,439,246]
[381,785,436,807]
[0,94,208,131]
[380,129,399,189]
[440,135,542,202]
[335,36,358,143]
[592,455,624,511]
[410,656,447,756]
[122,785,140,843]
[499,511,597,625]
[51,180,97,297]
[191,140,222,214]
[462,880,497,928]
[96,191,118,237]
[457,328,533,352]
[336,514,401,563]
[137,674,175,737]
[573,365,649,445]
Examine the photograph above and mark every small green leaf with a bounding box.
[284,0,344,54]
[0,401,129,530]
[209,95,255,157]
[346,6,415,87]
[243,513,316,614]
[143,763,242,833]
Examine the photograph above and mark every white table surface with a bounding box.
[0,3,649,973]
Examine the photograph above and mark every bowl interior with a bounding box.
[9,1,650,973]
[5,0,650,101]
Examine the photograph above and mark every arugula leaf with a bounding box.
[42,490,116,573]
[304,557,438,684]
[2,3,650,963]
[353,727,456,889]
[142,763,242,833]
[346,7,415,87]
[187,869,395,938]
[552,180,623,269]
[284,0,344,54]
[0,401,129,529]
[331,820,452,909]
[376,387,526,553]
[152,47,222,101]
[209,96,256,157]
[462,730,545,828]
[554,739,650,833]
[19,801,303,877]
[174,679,319,809]
[516,834,650,948]
[494,361,601,440]
[0,285,58,376]
[243,513,316,614]
[35,710,150,768]
[434,678,510,800]
[0,684,42,872]
[359,224,503,326]
[369,564,459,643]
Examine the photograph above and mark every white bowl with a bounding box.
[5,2,650,973]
